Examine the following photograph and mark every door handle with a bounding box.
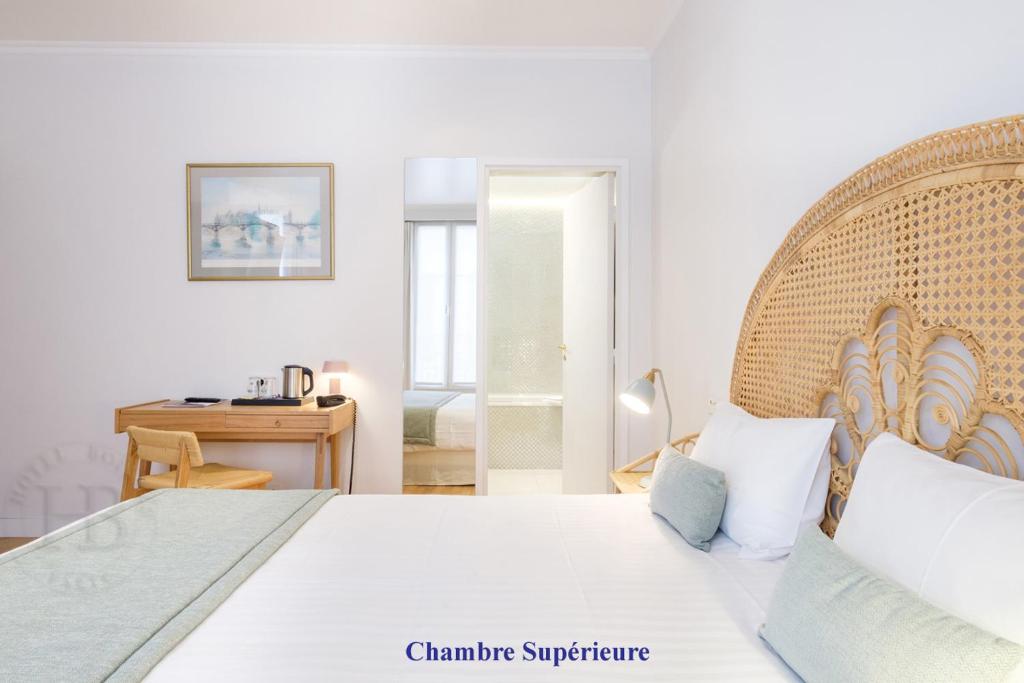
[558,344,567,361]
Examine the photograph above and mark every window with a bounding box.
[410,222,476,389]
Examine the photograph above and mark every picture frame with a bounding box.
[186,163,334,280]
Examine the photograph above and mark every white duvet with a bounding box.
[148,494,795,681]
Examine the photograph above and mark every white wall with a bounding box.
[0,46,652,534]
[651,0,1024,437]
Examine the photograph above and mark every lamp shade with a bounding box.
[322,360,349,375]
[619,376,656,414]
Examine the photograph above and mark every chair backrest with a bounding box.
[126,426,204,467]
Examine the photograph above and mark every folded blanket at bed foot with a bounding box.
[0,487,336,683]
[403,390,458,446]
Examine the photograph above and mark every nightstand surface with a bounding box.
[609,471,650,494]
[611,433,701,494]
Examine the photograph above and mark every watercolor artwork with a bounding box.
[187,164,333,280]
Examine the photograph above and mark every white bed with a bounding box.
[404,392,476,486]
[148,494,794,681]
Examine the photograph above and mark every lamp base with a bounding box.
[329,378,341,394]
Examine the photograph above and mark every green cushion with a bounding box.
[649,445,726,552]
[762,526,1024,683]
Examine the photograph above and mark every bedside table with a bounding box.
[609,432,700,493]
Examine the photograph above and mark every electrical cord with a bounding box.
[348,401,357,495]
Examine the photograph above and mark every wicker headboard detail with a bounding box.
[729,115,1024,535]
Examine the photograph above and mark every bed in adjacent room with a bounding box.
[403,390,476,486]
[4,117,1024,682]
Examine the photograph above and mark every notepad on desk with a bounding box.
[161,400,218,408]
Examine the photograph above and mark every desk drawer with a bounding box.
[119,413,226,432]
[224,414,327,430]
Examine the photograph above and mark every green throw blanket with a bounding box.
[403,390,458,446]
[0,488,336,682]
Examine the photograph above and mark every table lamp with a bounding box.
[321,360,349,395]
[619,368,673,488]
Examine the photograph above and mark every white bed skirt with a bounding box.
[403,448,475,485]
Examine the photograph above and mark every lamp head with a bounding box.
[619,372,657,414]
[322,360,349,376]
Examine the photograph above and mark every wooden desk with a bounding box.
[115,399,356,490]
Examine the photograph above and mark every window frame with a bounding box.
[408,220,477,392]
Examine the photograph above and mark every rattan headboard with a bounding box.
[729,115,1024,535]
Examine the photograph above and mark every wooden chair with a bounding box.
[120,426,273,501]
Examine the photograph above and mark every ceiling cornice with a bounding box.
[0,40,651,61]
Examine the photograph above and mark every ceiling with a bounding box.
[0,0,683,50]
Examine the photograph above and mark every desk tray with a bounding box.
[230,396,316,407]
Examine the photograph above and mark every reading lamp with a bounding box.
[620,368,673,445]
[321,360,349,394]
[620,368,673,488]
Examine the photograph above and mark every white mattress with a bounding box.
[404,392,476,451]
[148,494,795,681]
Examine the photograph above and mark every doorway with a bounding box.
[479,168,619,495]
[401,158,479,496]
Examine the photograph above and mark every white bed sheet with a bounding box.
[404,392,475,451]
[148,494,794,682]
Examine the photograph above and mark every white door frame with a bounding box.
[475,158,631,495]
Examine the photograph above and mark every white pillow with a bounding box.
[835,432,1024,644]
[690,402,834,560]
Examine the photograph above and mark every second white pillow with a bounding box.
[690,401,834,559]
[834,432,1024,645]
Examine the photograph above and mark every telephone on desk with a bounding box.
[316,394,348,408]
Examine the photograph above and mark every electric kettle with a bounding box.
[282,365,314,398]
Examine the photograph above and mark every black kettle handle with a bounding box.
[302,366,314,396]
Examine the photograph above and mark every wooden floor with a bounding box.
[402,485,475,496]
[0,537,35,554]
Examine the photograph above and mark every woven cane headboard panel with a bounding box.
[729,115,1024,535]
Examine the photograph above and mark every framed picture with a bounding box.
[187,163,334,280]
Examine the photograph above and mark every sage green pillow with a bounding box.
[648,445,726,552]
[762,526,1024,682]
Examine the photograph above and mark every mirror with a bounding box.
[402,158,478,494]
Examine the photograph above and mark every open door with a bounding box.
[561,174,614,493]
